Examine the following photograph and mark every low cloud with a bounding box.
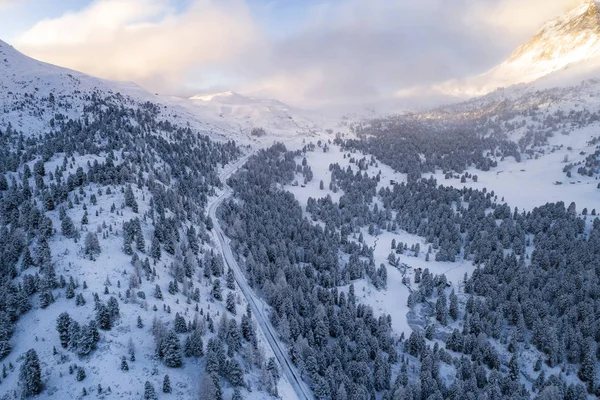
[467,0,582,40]
[16,0,261,93]
[13,0,586,107]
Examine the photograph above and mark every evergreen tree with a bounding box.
[19,349,42,397]
[121,356,129,371]
[61,216,76,238]
[226,359,244,386]
[226,292,236,315]
[84,232,101,260]
[184,329,204,358]
[449,289,458,320]
[96,303,112,330]
[205,339,225,374]
[163,374,171,393]
[211,279,223,301]
[174,313,187,333]
[144,381,158,400]
[151,235,161,261]
[56,312,72,348]
[579,344,597,392]
[267,357,279,382]
[76,367,86,381]
[435,292,448,325]
[231,388,243,400]
[163,330,182,368]
[153,284,163,300]
[226,268,235,290]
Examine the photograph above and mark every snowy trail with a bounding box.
[207,151,314,400]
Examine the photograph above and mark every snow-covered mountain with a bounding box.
[0,39,326,144]
[184,90,322,139]
[0,38,300,399]
[437,0,600,96]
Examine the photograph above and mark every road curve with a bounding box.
[207,151,313,400]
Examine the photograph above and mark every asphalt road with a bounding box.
[207,152,313,400]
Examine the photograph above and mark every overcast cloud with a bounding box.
[13,0,581,106]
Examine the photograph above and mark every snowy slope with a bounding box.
[183,91,321,140]
[0,38,298,399]
[0,39,328,144]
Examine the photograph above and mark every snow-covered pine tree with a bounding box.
[19,348,42,397]
[163,374,171,393]
[162,330,182,368]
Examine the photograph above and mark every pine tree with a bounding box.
[56,312,72,348]
[187,226,199,255]
[226,268,235,290]
[184,329,204,358]
[121,356,129,371]
[107,296,120,322]
[226,292,236,315]
[22,247,34,270]
[65,281,75,299]
[174,313,187,333]
[84,232,101,260]
[136,230,145,253]
[240,314,254,342]
[163,374,171,393]
[67,320,81,351]
[163,330,182,368]
[144,381,158,400]
[509,353,520,381]
[151,235,161,261]
[231,388,243,400]
[77,323,98,356]
[61,215,76,238]
[579,344,597,392]
[449,289,458,320]
[76,367,86,381]
[212,279,222,301]
[137,315,144,328]
[435,292,448,325]
[96,303,111,330]
[19,349,42,397]
[205,339,225,374]
[226,359,244,386]
[76,293,86,306]
[153,284,163,300]
[125,186,138,213]
[267,357,279,382]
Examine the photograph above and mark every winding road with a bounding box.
[207,150,313,400]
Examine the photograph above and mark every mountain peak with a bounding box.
[507,0,600,63]
[189,91,240,102]
[435,1,600,97]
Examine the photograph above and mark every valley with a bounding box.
[3,1,600,399]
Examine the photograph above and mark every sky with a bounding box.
[0,0,582,107]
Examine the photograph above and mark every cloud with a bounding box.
[467,0,582,40]
[12,0,586,107]
[241,0,502,106]
[243,0,586,106]
[0,0,21,9]
[16,0,261,93]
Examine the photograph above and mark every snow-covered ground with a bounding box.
[285,144,475,338]
[435,123,600,213]
[0,151,287,400]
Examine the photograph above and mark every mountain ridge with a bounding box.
[434,0,600,97]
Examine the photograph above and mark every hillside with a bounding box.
[0,39,295,400]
